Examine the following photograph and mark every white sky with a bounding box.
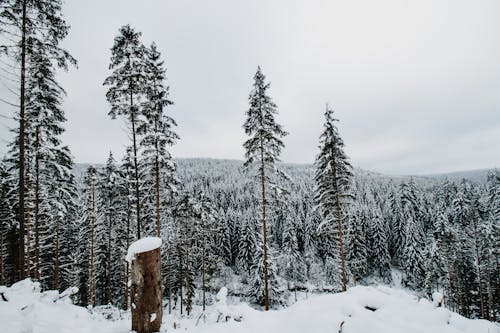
[1,0,499,175]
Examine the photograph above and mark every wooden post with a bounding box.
[128,237,162,333]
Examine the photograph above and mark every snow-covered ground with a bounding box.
[1,279,497,333]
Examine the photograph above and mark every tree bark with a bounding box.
[259,138,270,311]
[88,177,95,306]
[202,229,206,312]
[131,247,162,333]
[331,158,347,291]
[25,161,30,278]
[154,121,161,237]
[107,204,112,304]
[0,218,4,285]
[130,89,141,240]
[34,126,40,281]
[53,216,60,290]
[123,190,132,310]
[18,0,27,281]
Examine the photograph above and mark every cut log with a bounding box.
[128,237,162,333]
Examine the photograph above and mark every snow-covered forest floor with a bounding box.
[1,279,497,333]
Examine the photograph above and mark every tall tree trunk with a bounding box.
[34,126,40,281]
[130,91,141,240]
[472,218,485,319]
[0,218,4,285]
[202,230,206,312]
[88,178,95,306]
[107,205,112,304]
[154,130,161,237]
[178,243,183,316]
[259,139,270,311]
[331,158,347,291]
[123,195,131,310]
[184,226,191,316]
[25,160,31,278]
[53,215,60,290]
[18,0,27,281]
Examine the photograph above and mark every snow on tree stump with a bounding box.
[126,237,162,333]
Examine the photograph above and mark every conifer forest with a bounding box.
[0,0,498,331]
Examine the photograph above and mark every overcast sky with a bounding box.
[1,0,499,175]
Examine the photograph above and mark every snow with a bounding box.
[125,236,162,263]
[0,279,497,333]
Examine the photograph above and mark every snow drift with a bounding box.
[0,279,497,333]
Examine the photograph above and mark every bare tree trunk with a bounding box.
[0,219,4,285]
[34,126,40,281]
[259,139,270,311]
[130,91,141,240]
[202,231,206,312]
[88,178,95,306]
[154,139,161,237]
[18,0,27,281]
[123,194,132,310]
[25,161,31,278]
[53,216,60,290]
[107,207,112,304]
[131,248,162,333]
[177,243,183,316]
[331,159,347,291]
[472,218,485,319]
[184,227,192,316]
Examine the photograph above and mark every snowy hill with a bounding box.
[1,279,497,333]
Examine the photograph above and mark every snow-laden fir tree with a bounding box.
[314,104,353,291]
[238,216,257,277]
[0,0,76,279]
[139,42,178,238]
[98,152,123,305]
[400,181,425,289]
[369,205,392,283]
[346,203,368,285]
[280,211,304,301]
[242,66,288,310]
[104,25,146,239]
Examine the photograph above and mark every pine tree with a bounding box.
[104,25,146,239]
[139,42,178,238]
[314,104,353,291]
[173,194,197,316]
[98,152,122,304]
[242,66,288,310]
[0,0,76,280]
[82,166,99,306]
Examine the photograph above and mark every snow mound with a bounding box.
[0,280,497,333]
[126,236,162,263]
[0,279,128,333]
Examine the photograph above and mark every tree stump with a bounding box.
[127,237,162,333]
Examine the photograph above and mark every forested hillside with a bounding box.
[2,156,498,320]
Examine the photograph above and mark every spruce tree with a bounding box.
[0,0,75,279]
[346,204,368,284]
[314,104,353,291]
[104,25,146,239]
[242,66,287,310]
[139,43,178,238]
